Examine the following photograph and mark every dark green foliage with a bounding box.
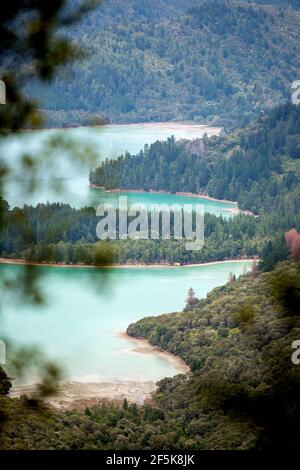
[29,1,300,127]
[259,235,289,272]
[88,103,300,268]
[0,0,96,132]
[0,202,262,265]
[207,104,300,215]
[127,261,300,450]
[90,137,214,193]
[1,1,300,451]
[269,264,300,315]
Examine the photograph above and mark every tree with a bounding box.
[285,229,300,260]
[186,287,196,306]
[251,258,258,278]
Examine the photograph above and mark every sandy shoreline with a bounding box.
[2,256,253,407]
[9,334,190,410]
[0,257,256,270]
[118,331,190,374]
[182,259,257,268]
[10,380,158,410]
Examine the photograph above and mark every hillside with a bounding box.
[207,103,300,214]
[126,260,300,450]
[27,0,300,127]
[1,0,300,456]
[70,0,300,29]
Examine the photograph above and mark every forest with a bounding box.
[0,199,289,268]
[27,0,300,127]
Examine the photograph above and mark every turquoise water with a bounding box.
[0,122,236,216]
[0,261,252,382]
[88,189,236,217]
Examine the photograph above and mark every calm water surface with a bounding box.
[0,122,236,216]
[0,261,252,383]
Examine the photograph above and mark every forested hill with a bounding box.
[90,103,300,217]
[28,0,300,127]
[126,259,300,449]
[71,0,300,28]
[207,103,300,214]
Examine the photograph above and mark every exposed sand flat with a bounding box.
[8,334,190,410]
[10,380,158,410]
[118,332,190,374]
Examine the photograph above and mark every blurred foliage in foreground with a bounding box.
[0,1,103,404]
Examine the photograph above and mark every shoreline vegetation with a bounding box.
[89,185,255,216]
[0,257,256,270]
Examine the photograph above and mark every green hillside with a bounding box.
[29,1,300,127]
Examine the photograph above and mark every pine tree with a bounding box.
[186,287,196,306]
